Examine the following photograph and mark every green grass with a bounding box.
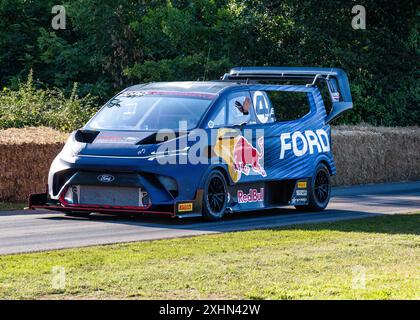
[0,213,419,300]
[0,202,26,211]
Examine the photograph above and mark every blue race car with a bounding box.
[29,67,353,220]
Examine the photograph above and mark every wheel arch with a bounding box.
[311,151,335,175]
[198,164,232,189]
[214,166,231,186]
[318,159,333,176]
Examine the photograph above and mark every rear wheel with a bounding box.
[203,170,228,221]
[295,163,331,211]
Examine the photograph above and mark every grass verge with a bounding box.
[0,213,418,299]
[0,202,26,211]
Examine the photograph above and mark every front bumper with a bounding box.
[36,150,208,218]
[28,189,204,218]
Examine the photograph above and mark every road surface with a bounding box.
[0,181,419,255]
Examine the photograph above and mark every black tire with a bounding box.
[295,163,331,211]
[202,170,228,221]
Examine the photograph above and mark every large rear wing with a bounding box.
[222,67,353,123]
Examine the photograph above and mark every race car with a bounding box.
[29,67,353,220]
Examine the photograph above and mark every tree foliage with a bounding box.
[0,0,418,126]
[0,70,97,131]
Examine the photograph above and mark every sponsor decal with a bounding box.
[120,90,217,99]
[178,202,193,212]
[290,181,308,205]
[279,129,330,160]
[233,136,267,178]
[214,129,267,183]
[237,188,264,204]
[252,91,270,124]
[331,92,340,102]
[297,181,307,189]
[290,197,308,205]
[95,134,138,144]
[97,174,115,183]
[296,189,307,196]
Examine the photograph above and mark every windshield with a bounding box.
[87,95,213,131]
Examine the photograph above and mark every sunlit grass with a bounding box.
[0,213,418,299]
[0,202,26,211]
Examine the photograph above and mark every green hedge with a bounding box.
[0,0,418,126]
[0,70,97,132]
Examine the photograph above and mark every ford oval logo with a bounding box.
[97,174,115,183]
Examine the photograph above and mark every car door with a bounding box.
[224,90,265,184]
[250,89,313,181]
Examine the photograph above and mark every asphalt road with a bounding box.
[0,181,419,255]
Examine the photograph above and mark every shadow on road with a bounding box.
[47,209,420,237]
[332,194,420,209]
[40,207,420,235]
[44,206,299,225]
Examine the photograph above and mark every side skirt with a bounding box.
[226,179,299,212]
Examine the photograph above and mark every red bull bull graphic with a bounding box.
[214,128,267,183]
[233,136,267,178]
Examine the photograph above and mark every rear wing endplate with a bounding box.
[222,67,353,123]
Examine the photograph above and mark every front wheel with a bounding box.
[202,170,228,221]
[295,163,331,211]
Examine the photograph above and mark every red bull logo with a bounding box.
[214,129,267,183]
[233,136,267,178]
[237,188,264,203]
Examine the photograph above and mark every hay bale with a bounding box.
[0,127,68,145]
[331,125,420,185]
[0,126,419,201]
[0,127,67,201]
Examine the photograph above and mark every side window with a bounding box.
[251,91,275,124]
[265,91,311,122]
[207,99,226,128]
[227,92,251,126]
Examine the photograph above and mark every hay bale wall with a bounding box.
[0,127,67,202]
[0,126,419,202]
[331,126,420,185]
